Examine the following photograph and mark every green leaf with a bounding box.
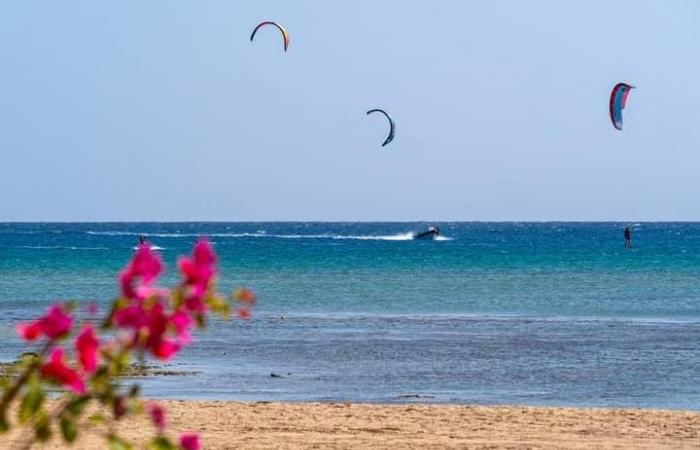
[66,395,90,416]
[87,412,106,425]
[0,412,9,433]
[18,382,45,423]
[149,436,176,450]
[60,417,78,443]
[34,415,51,442]
[108,434,133,450]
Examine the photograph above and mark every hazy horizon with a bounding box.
[2,1,699,221]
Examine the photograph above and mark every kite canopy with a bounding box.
[250,21,289,52]
[366,109,395,147]
[609,83,635,130]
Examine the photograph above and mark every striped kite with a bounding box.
[609,83,635,130]
[250,21,289,52]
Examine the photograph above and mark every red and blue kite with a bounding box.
[609,83,635,130]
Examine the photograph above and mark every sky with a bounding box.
[1,1,699,221]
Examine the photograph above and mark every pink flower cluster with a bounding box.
[178,239,217,314]
[111,239,216,360]
[12,239,231,449]
[17,307,98,394]
[119,243,163,301]
[17,304,73,341]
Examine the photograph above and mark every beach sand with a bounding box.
[4,401,700,449]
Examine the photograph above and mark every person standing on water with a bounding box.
[624,226,632,248]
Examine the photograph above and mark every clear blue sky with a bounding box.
[1,1,698,221]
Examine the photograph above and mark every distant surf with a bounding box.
[12,245,109,250]
[87,231,452,241]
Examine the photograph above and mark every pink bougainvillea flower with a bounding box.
[40,347,85,394]
[120,244,163,300]
[16,321,42,341]
[129,244,163,283]
[113,304,148,330]
[147,402,167,431]
[183,286,207,314]
[17,304,73,341]
[178,238,216,290]
[178,239,218,314]
[193,238,216,265]
[135,285,169,302]
[170,309,194,345]
[151,339,180,360]
[179,433,201,450]
[75,324,100,373]
[114,300,194,359]
[140,301,183,360]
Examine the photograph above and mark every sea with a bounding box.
[1,222,699,410]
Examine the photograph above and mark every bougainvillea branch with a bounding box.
[0,238,253,449]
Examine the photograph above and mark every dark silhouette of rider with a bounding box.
[624,226,632,248]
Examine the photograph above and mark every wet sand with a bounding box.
[5,401,700,449]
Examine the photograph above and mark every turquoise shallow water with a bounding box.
[1,222,699,408]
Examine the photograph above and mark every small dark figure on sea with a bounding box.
[624,226,632,248]
[139,234,146,246]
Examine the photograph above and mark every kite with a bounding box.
[609,83,635,130]
[366,109,395,147]
[250,21,289,52]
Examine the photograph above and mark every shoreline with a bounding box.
[5,400,700,449]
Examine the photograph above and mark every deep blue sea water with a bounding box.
[1,222,699,409]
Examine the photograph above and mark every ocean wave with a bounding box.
[87,231,200,238]
[86,231,452,241]
[13,245,109,250]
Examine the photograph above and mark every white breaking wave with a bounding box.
[85,230,452,241]
[132,245,165,250]
[17,245,109,250]
[86,230,453,243]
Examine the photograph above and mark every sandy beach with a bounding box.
[4,400,699,449]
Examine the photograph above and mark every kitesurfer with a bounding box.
[624,226,632,248]
[139,235,146,246]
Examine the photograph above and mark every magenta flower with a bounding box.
[183,285,207,314]
[40,347,85,394]
[147,402,167,431]
[113,304,149,330]
[17,304,73,342]
[151,339,180,360]
[179,433,201,450]
[135,285,169,302]
[143,302,180,360]
[75,325,100,373]
[120,244,163,300]
[170,309,194,345]
[178,239,216,290]
[114,301,192,360]
[178,239,217,314]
